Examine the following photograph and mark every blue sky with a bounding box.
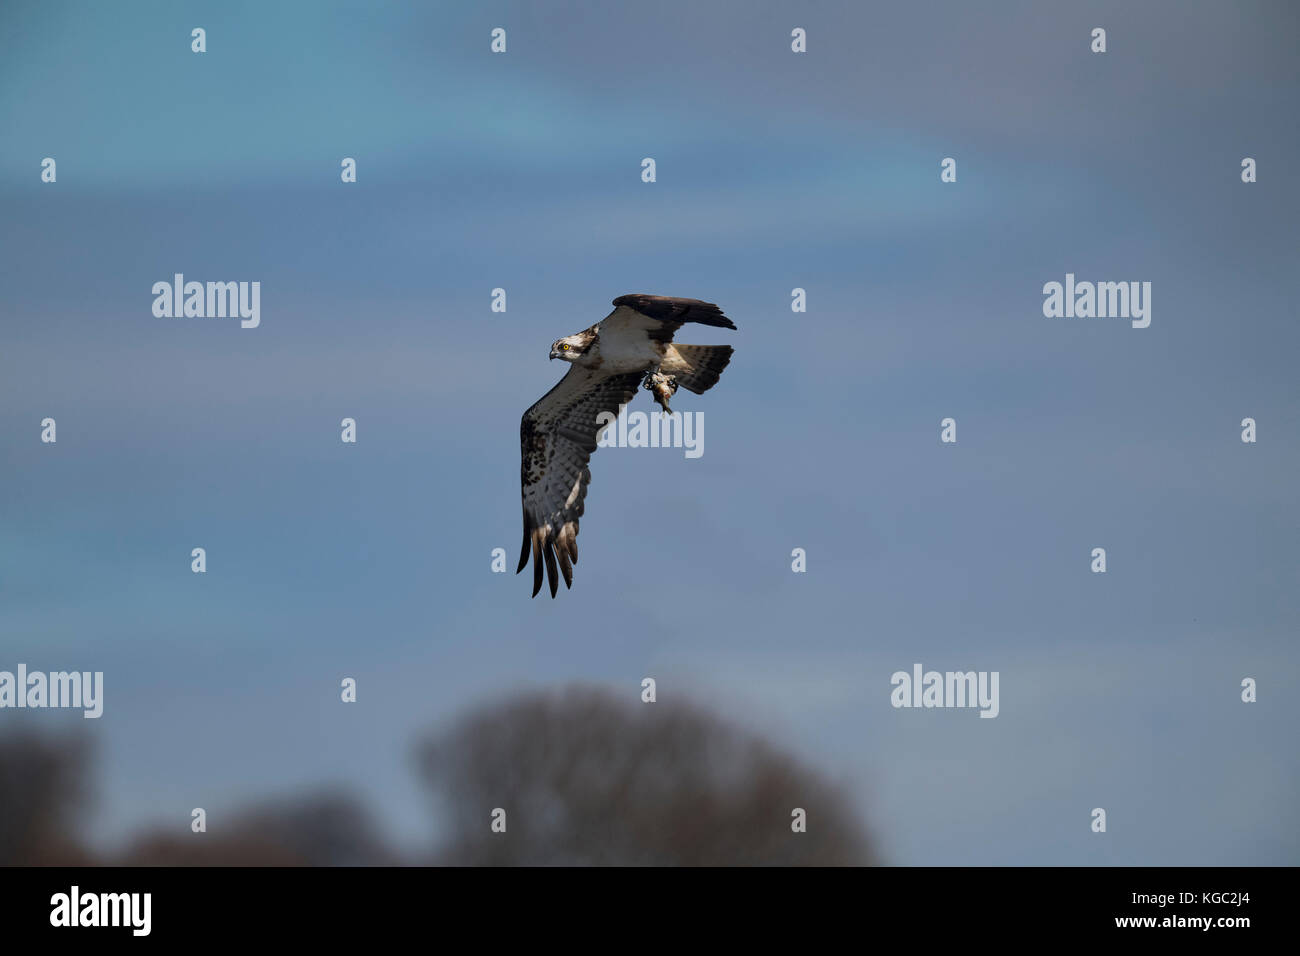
[1,0,1297,864]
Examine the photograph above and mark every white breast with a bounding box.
[593,306,664,372]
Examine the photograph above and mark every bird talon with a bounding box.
[643,369,679,414]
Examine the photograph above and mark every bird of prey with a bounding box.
[517,294,736,598]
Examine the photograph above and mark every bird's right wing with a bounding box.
[518,366,645,598]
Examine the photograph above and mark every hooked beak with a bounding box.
[549,349,559,360]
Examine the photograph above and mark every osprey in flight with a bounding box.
[518,294,736,598]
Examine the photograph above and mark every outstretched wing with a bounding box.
[602,293,737,346]
[518,366,644,598]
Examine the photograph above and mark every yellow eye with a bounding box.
[560,343,570,351]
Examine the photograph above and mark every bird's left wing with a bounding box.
[599,294,737,346]
[518,366,644,598]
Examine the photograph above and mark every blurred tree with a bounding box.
[118,791,397,866]
[417,686,874,865]
[4,688,873,867]
[0,730,95,865]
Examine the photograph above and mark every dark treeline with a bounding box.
[1,686,873,866]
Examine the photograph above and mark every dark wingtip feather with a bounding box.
[543,538,559,598]
[521,520,574,597]
[557,546,573,589]
[530,534,544,598]
[517,509,534,574]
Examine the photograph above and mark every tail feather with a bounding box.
[670,345,734,394]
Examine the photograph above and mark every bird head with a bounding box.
[549,334,588,362]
